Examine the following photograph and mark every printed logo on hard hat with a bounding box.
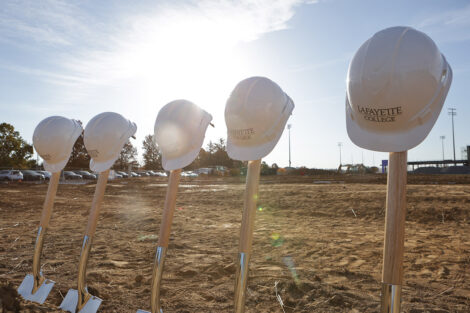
[358,106,403,123]
[42,154,52,161]
[229,128,255,140]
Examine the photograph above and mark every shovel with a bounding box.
[234,160,261,313]
[137,169,181,313]
[18,171,61,303]
[60,169,110,313]
[381,151,407,312]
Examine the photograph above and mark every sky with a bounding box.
[1,0,469,169]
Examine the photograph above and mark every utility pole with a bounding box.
[440,135,445,162]
[337,142,342,166]
[287,124,292,168]
[448,108,457,164]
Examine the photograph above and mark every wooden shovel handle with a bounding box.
[84,169,109,237]
[157,169,182,248]
[238,160,261,253]
[39,172,61,228]
[382,151,407,285]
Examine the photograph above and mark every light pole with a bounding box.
[287,124,292,168]
[440,136,445,161]
[338,142,342,166]
[448,108,456,164]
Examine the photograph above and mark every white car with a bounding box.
[155,171,168,177]
[181,171,198,177]
[37,170,52,180]
[0,170,24,181]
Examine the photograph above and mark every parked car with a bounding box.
[37,170,52,180]
[194,167,211,175]
[21,170,45,181]
[137,171,150,176]
[116,171,129,178]
[181,171,198,177]
[63,171,82,180]
[130,172,140,177]
[0,170,23,181]
[154,171,167,177]
[74,170,97,180]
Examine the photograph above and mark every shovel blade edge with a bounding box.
[59,289,102,313]
[17,274,55,304]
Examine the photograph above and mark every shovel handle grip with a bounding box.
[382,151,407,285]
[39,172,61,229]
[84,169,109,238]
[238,159,261,253]
[157,169,181,248]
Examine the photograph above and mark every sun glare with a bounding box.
[113,10,250,117]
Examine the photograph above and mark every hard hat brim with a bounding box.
[346,60,452,152]
[227,131,283,161]
[346,100,429,152]
[90,156,120,173]
[162,146,201,171]
[43,158,69,173]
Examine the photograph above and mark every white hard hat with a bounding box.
[33,116,83,173]
[84,112,137,172]
[225,76,294,161]
[346,26,452,152]
[154,100,212,171]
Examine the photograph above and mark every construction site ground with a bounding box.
[1,174,469,312]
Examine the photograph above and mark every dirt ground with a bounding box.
[1,174,469,312]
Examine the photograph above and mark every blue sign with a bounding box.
[381,159,388,173]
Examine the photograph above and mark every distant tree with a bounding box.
[0,122,35,168]
[186,148,209,170]
[260,161,277,175]
[271,163,279,169]
[114,140,138,170]
[66,121,89,169]
[142,134,162,170]
[187,138,245,170]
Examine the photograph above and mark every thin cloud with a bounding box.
[290,53,352,73]
[1,0,314,89]
[416,4,470,42]
[62,0,311,86]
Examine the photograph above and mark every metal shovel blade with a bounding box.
[17,274,55,304]
[59,289,102,313]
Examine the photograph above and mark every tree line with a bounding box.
[0,122,247,171]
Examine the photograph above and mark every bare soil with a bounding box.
[1,174,469,312]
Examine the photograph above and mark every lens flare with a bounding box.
[282,256,300,284]
[270,233,284,247]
